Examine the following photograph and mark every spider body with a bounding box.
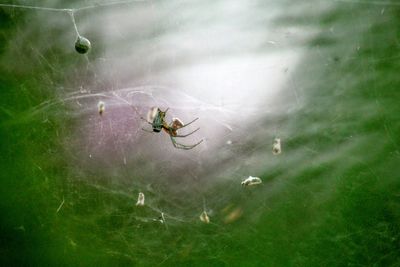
[142,107,203,150]
[150,108,166,133]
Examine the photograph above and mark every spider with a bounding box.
[141,107,203,150]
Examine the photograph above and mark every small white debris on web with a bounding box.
[226,140,232,145]
[97,101,105,115]
[241,176,262,186]
[152,212,165,224]
[272,138,281,155]
[136,192,145,206]
[158,212,168,229]
[199,211,210,224]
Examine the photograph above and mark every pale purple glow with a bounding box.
[61,1,311,185]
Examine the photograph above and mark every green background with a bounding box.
[1,1,400,266]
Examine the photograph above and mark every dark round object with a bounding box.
[75,36,91,54]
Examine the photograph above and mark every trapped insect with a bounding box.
[97,101,105,115]
[272,138,281,155]
[241,176,262,186]
[199,211,210,224]
[136,192,145,206]
[141,107,203,150]
[200,197,210,223]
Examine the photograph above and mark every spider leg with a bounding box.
[141,117,155,132]
[178,118,199,129]
[174,127,200,138]
[142,128,154,133]
[170,135,203,150]
[140,117,153,126]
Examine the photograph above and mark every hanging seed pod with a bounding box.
[75,36,91,54]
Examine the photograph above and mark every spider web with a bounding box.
[0,0,307,265]
[3,0,398,266]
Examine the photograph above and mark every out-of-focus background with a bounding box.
[1,0,399,265]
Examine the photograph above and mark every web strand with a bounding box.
[0,3,70,12]
[0,0,148,47]
[74,0,147,12]
[0,0,148,13]
[334,0,400,6]
[68,11,80,37]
